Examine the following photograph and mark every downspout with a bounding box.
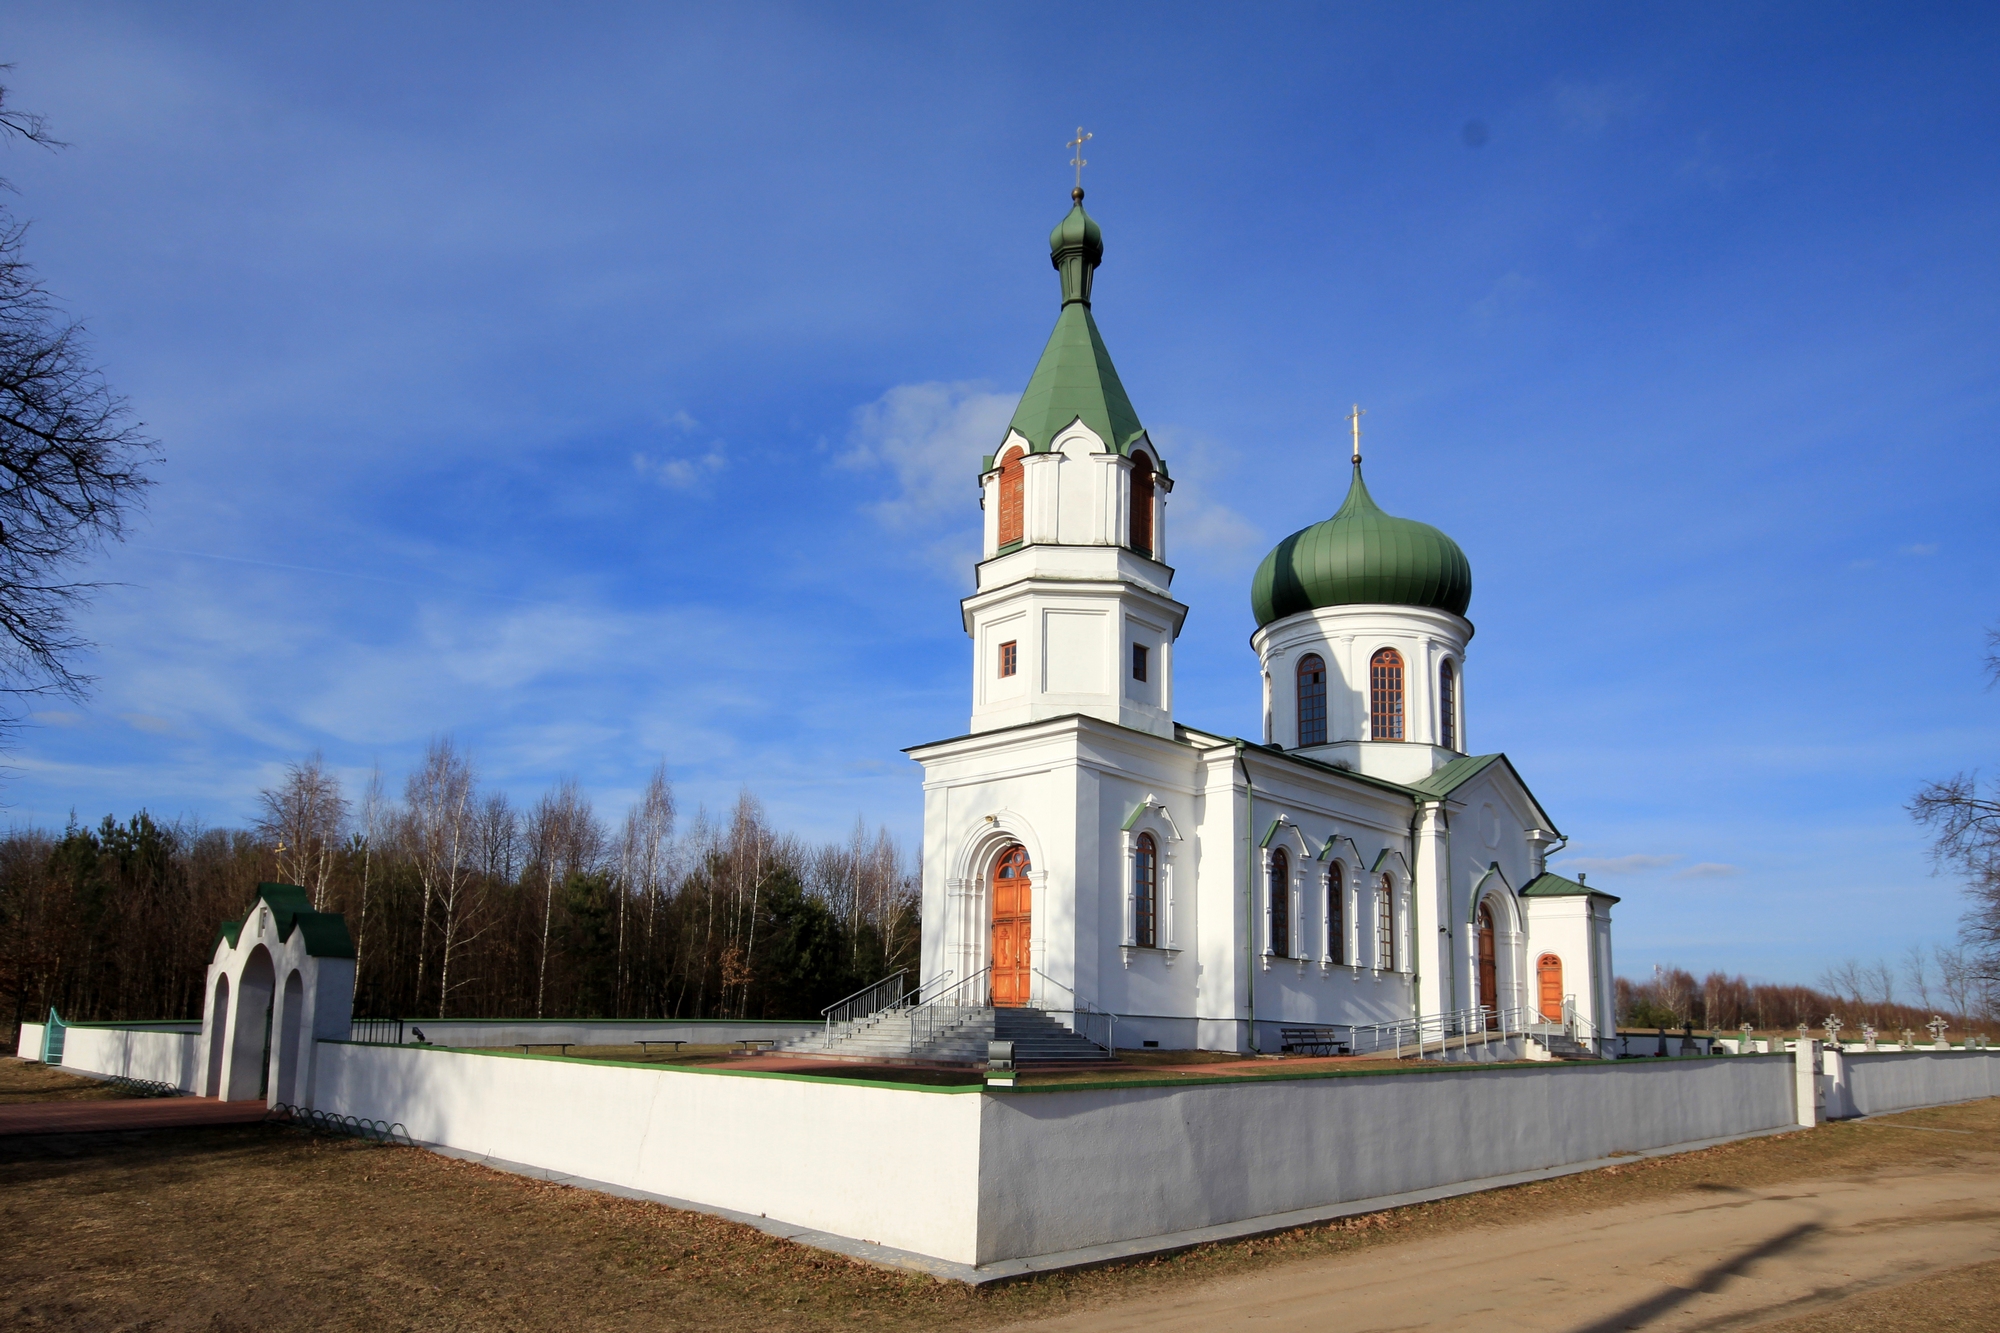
[1407,805,1422,1025]
[1236,744,1259,1054]
[1440,802,1456,1019]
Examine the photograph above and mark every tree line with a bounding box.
[1,740,919,1030]
[1617,949,1996,1037]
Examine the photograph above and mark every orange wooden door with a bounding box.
[1537,954,1564,1022]
[1477,903,1497,1023]
[991,845,1031,1007]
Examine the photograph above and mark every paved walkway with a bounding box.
[0,1096,270,1136]
[997,1156,2000,1332]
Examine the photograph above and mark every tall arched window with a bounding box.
[1476,900,1497,1023]
[1439,659,1457,751]
[1327,862,1344,964]
[1132,833,1158,948]
[1269,847,1290,958]
[1377,873,1396,970]
[1370,648,1405,741]
[1129,451,1155,556]
[1297,654,1327,746]
[997,446,1025,548]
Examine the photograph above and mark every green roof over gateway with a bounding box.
[994,191,1151,461]
[212,881,356,960]
[1250,462,1472,627]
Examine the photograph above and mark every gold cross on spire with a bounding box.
[1068,126,1092,194]
[1347,404,1365,464]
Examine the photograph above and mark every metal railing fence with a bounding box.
[821,970,909,1030]
[1029,969,1119,1053]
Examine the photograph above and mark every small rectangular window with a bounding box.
[1131,643,1148,682]
[999,640,1018,678]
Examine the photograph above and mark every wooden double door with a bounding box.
[991,844,1031,1007]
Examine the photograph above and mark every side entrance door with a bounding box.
[1537,954,1564,1023]
[991,845,1031,1007]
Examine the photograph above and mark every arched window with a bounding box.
[1370,648,1405,741]
[1132,833,1158,948]
[1297,654,1327,747]
[1269,847,1290,958]
[1377,873,1396,970]
[1439,659,1457,751]
[997,447,1025,548]
[1129,451,1155,556]
[1477,901,1497,1023]
[1327,862,1344,965]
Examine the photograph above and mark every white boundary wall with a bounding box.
[16,1023,44,1059]
[972,1056,1797,1263]
[313,1042,987,1265]
[56,1026,201,1089]
[1831,1049,2000,1118]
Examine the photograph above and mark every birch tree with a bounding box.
[254,752,348,908]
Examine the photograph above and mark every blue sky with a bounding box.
[1,4,1995,987]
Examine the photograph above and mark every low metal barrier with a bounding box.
[349,1018,406,1045]
[268,1102,412,1144]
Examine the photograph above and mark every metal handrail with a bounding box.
[821,970,909,1030]
[906,967,991,1055]
[1030,969,1119,1053]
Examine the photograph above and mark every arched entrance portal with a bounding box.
[227,946,276,1101]
[991,844,1031,1007]
[274,969,306,1105]
[204,974,230,1097]
[1537,953,1564,1023]
[1477,902,1497,1025]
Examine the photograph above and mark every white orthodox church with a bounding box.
[909,188,1618,1054]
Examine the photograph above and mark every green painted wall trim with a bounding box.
[323,1039,983,1095]
[1250,463,1472,626]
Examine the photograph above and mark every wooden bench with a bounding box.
[1279,1027,1348,1056]
[517,1042,574,1057]
[636,1040,688,1057]
[731,1039,777,1055]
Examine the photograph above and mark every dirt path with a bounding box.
[999,1149,2000,1332]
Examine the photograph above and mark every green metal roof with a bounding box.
[211,882,357,960]
[1521,871,1621,903]
[1250,463,1472,627]
[1407,752,1505,798]
[996,194,1149,460]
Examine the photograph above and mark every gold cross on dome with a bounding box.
[1068,126,1092,190]
[1347,404,1365,463]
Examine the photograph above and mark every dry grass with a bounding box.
[0,1058,149,1105]
[2,1057,1996,1331]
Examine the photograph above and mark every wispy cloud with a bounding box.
[841,381,1014,529]
[1674,862,1741,880]
[1557,853,1682,876]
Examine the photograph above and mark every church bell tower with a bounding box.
[963,187,1186,739]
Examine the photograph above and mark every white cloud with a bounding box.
[1901,543,1939,556]
[1674,862,1742,880]
[633,442,727,490]
[842,381,1014,529]
[1556,853,1682,876]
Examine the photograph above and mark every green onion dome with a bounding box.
[1250,463,1473,627]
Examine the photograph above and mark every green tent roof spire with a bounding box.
[999,189,1148,457]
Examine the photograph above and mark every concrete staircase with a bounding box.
[771,1004,1116,1068]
